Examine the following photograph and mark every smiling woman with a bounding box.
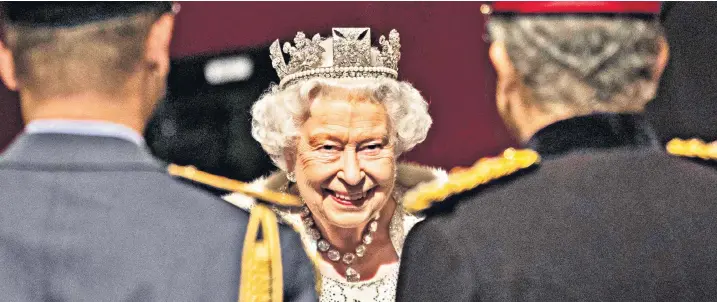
[295,91,395,230]
[224,27,444,301]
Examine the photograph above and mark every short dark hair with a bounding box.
[3,10,163,99]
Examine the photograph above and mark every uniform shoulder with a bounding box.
[167,164,302,207]
[403,148,540,214]
[168,164,312,300]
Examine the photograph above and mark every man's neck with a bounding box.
[21,92,146,135]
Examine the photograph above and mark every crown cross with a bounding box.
[269,27,401,89]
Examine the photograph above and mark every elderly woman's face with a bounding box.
[292,93,396,229]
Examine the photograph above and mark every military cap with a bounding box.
[2,2,175,27]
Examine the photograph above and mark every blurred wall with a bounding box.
[0,2,512,169]
[0,88,21,152]
[0,20,22,152]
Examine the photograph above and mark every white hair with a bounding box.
[488,16,663,113]
[251,77,432,171]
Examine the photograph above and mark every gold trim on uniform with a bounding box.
[403,148,540,213]
[666,138,717,160]
[167,164,302,207]
[167,164,299,302]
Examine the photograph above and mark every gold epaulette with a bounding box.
[167,164,302,207]
[239,204,284,302]
[404,148,540,213]
[168,164,298,302]
[666,138,717,161]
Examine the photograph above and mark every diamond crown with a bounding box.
[269,27,401,89]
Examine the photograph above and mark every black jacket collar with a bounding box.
[526,113,659,159]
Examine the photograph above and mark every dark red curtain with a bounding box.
[0,2,512,169]
[0,88,21,151]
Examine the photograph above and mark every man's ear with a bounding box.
[489,41,520,118]
[489,41,517,81]
[0,40,19,91]
[652,36,669,82]
[144,13,175,77]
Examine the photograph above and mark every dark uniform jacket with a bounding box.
[0,133,317,302]
[397,113,717,301]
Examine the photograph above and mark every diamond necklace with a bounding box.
[300,205,379,283]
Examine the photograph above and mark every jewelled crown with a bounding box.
[269,27,401,89]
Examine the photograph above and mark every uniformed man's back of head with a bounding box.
[0,2,174,130]
[486,2,668,143]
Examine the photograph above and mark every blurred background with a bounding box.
[0,2,714,181]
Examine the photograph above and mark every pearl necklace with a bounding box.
[300,205,379,282]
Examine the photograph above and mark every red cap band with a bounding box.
[490,1,661,15]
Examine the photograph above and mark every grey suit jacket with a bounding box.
[0,133,317,302]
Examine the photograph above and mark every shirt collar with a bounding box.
[25,119,146,146]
